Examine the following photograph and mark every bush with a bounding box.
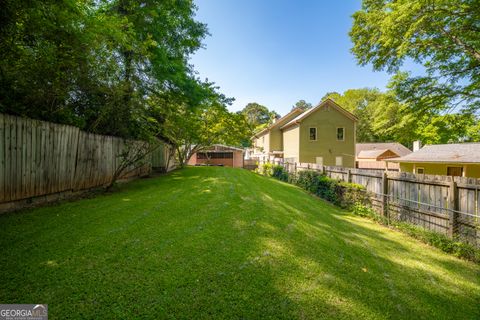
[256,162,273,176]
[294,171,368,209]
[336,181,370,209]
[295,170,321,193]
[272,165,289,182]
[352,204,480,263]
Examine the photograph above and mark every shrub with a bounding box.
[336,181,370,209]
[316,175,337,203]
[295,170,321,193]
[352,204,480,263]
[294,171,368,209]
[257,162,273,176]
[271,165,289,182]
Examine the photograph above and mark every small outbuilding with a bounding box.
[188,145,245,168]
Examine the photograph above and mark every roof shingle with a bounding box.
[388,143,480,163]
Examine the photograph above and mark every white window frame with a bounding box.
[316,157,324,166]
[309,127,317,141]
[336,127,345,141]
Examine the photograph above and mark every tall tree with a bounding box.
[240,103,271,128]
[0,0,210,140]
[292,99,312,111]
[350,0,480,113]
[325,88,480,146]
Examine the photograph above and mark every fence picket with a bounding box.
[0,114,175,210]
[258,158,479,246]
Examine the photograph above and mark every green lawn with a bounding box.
[1,167,479,319]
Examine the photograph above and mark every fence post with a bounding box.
[322,165,326,175]
[294,162,297,174]
[382,172,389,217]
[448,179,458,238]
[347,169,351,183]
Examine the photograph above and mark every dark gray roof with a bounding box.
[356,143,411,157]
[388,143,480,163]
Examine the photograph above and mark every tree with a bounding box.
[293,100,312,111]
[350,0,480,113]
[324,88,480,146]
[324,89,383,142]
[0,0,210,140]
[240,103,272,128]
[148,81,246,166]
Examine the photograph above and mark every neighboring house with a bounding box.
[250,107,305,160]
[355,142,412,170]
[251,99,357,167]
[387,143,480,178]
[188,145,244,168]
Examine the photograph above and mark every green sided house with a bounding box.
[387,143,480,178]
[250,107,305,160]
[250,99,357,167]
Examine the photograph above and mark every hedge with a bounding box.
[258,162,480,263]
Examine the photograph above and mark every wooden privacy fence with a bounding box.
[261,159,480,247]
[0,113,172,211]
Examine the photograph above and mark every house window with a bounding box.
[447,166,463,177]
[337,127,345,141]
[336,156,343,166]
[309,127,317,141]
[316,157,323,166]
[416,167,425,174]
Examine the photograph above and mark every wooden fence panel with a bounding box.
[0,114,175,208]
[257,158,479,245]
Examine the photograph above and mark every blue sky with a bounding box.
[190,0,391,115]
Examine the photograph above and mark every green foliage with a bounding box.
[240,103,278,128]
[239,103,280,142]
[295,170,321,193]
[271,165,289,182]
[1,167,479,318]
[292,100,312,111]
[268,169,369,210]
[0,0,221,141]
[352,204,480,263]
[324,88,480,145]
[351,0,480,113]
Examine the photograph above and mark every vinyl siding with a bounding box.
[253,131,270,154]
[298,103,355,167]
[399,162,480,178]
[282,125,300,162]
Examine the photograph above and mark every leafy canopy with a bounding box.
[350,0,480,112]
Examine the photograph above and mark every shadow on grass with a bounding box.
[0,167,478,319]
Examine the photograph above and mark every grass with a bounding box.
[0,167,479,319]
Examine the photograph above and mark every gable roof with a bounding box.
[356,142,411,157]
[357,149,398,160]
[387,143,480,164]
[252,107,304,138]
[281,98,358,130]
